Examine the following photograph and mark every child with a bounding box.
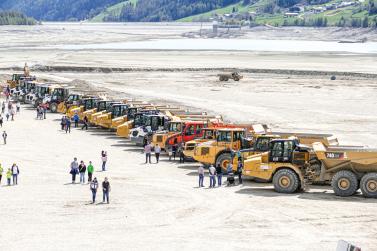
[6,168,12,185]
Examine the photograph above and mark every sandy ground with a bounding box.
[0,100,376,251]
[1,23,377,250]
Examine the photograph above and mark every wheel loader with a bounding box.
[242,139,377,198]
[218,72,243,82]
[89,101,122,124]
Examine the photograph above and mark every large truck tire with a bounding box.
[272,169,300,193]
[50,102,58,113]
[215,152,232,171]
[331,170,358,197]
[360,172,377,198]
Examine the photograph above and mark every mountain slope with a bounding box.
[0,0,123,21]
[91,0,138,22]
[91,0,240,22]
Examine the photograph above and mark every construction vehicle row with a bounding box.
[6,69,377,199]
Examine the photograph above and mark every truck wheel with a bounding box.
[215,153,232,171]
[273,169,300,193]
[219,76,224,81]
[224,77,229,81]
[234,77,239,81]
[331,170,358,197]
[50,102,58,113]
[360,173,377,198]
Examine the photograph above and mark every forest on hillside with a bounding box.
[0,11,36,25]
[104,0,240,22]
[0,0,122,21]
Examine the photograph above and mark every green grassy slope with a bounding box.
[91,0,138,22]
[178,0,376,27]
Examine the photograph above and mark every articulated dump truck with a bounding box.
[66,97,100,119]
[243,139,377,198]
[183,124,269,160]
[193,130,339,171]
[150,113,222,150]
[115,106,183,138]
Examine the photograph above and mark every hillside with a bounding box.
[0,11,36,25]
[91,0,240,22]
[179,0,377,28]
[91,0,138,22]
[0,0,122,21]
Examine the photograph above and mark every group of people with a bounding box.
[143,141,186,164]
[36,104,47,120]
[60,116,71,133]
[1,100,19,122]
[61,114,90,133]
[168,142,185,163]
[143,142,161,164]
[0,163,20,186]
[69,151,110,203]
[198,161,243,188]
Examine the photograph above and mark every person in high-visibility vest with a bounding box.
[6,168,12,186]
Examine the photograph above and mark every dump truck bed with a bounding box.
[313,142,377,173]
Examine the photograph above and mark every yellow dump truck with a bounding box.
[243,139,377,198]
[96,104,137,129]
[66,97,100,119]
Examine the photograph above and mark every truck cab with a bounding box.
[130,114,169,145]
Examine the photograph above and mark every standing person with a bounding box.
[237,161,243,185]
[65,118,71,133]
[43,104,47,119]
[179,143,185,163]
[73,113,79,128]
[10,108,15,121]
[61,116,66,130]
[102,177,110,204]
[7,102,12,111]
[11,163,19,185]
[101,151,107,171]
[16,101,20,113]
[0,163,3,185]
[154,144,161,163]
[2,131,7,145]
[90,177,98,203]
[216,164,223,187]
[0,114,3,127]
[79,161,86,184]
[6,168,12,186]
[198,165,204,188]
[1,102,5,113]
[209,165,216,188]
[70,157,79,184]
[81,115,88,130]
[172,144,177,161]
[5,112,9,121]
[144,143,152,164]
[87,161,94,182]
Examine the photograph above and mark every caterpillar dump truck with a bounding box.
[116,109,164,138]
[129,113,170,145]
[90,101,122,124]
[66,97,100,119]
[193,128,277,169]
[96,104,138,129]
[152,115,221,150]
[243,139,377,198]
